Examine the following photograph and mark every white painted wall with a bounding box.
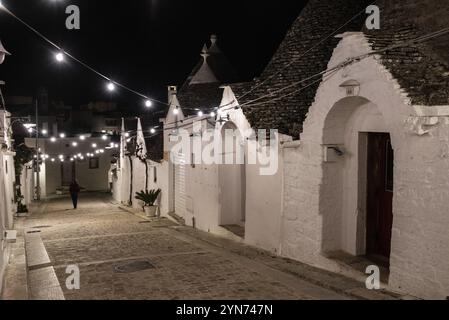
[0,151,8,293]
[0,111,16,293]
[160,87,285,249]
[280,32,449,299]
[113,156,170,217]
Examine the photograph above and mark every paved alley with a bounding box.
[3,193,402,300]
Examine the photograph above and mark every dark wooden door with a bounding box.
[366,133,394,266]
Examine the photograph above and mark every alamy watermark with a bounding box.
[169,122,279,176]
[366,5,380,30]
[365,265,381,290]
[65,264,80,290]
[66,5,80,30]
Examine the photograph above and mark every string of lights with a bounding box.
[0,4,164,109]
[218,26,449,114]
[0,3,232,118]
[4,2,448,143]
[19,24,449,142]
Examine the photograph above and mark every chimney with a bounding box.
[210,34,217,45]
[168,85,177,103]
[208,34,220,54]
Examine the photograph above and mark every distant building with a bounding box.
[24,136,115,196]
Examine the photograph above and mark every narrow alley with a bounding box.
[1,193,401,300]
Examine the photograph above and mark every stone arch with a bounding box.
[319,95,396,259]
[218,121,246,229]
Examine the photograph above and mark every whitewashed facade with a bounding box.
[0,110,17,293]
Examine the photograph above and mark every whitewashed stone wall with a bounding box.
[114,155,170,218]
[160,87,285,250]
[281,32,449,299]
[0,111,16,294]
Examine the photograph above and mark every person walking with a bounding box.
[69,179,81,209]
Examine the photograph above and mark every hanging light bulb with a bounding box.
[210,111,216,117]
[72,142,78,147]
[102,135,108,140]
[50,137,57,142]
[59,133,66,138]
[150,128,156,134]
[51,158,55,162]
[79,135,85,140]
[124,132,130,138]
[55,52,64,62]
[42,129,48,135]
[173,107,179,115]
[198,111,203,117]
[107,82,115,91]
[92,143,97,148]
[145,100,153,108]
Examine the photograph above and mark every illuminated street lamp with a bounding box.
[107,82,115,91]
[55,52,64,62]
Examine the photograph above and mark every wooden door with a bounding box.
[366,133,394,266]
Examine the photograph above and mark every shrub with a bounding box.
[135,189,161,207]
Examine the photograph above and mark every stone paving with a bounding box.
[2,192,405,300]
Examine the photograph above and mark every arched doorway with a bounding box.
[320,96,395,266]
[218,122,246,234]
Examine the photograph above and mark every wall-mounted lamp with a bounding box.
[324,145,345,162]
[329,146,344,156]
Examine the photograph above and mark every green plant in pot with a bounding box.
[135,189,161,217]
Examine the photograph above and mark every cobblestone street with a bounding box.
[2,193,402,300]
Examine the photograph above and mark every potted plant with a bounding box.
[135,189,161,217]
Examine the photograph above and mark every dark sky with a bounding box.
[0,0,306,114]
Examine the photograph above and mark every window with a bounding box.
[153,167,157,183]
[89,157,99,169]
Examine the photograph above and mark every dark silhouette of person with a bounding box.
[69,179,81,209]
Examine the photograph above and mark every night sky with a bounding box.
[0,0,306,114]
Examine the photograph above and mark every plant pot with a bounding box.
[144,205,158,217]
